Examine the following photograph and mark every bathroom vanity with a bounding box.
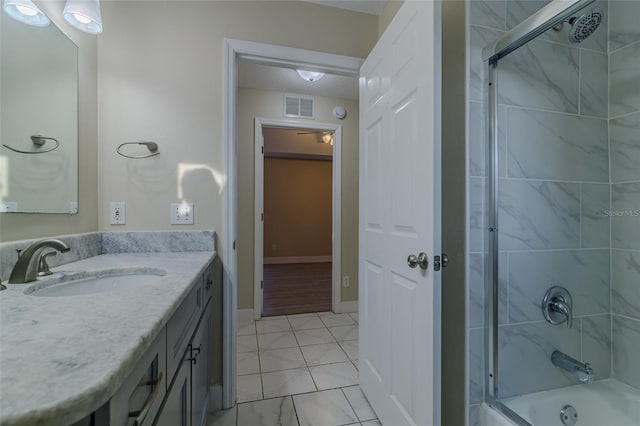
[0,249,217,426]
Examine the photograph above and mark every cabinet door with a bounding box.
[191,305,211,426]
[154,359,191,426]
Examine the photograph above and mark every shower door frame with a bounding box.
[482,0,597,424]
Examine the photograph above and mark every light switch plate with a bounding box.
[110,202,126,225]
[171,203,194,225]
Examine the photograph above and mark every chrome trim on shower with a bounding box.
[482,0,596,62]
[486,60,500,401]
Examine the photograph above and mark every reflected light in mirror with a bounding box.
[63,0,102,34]
[3,0,49,26]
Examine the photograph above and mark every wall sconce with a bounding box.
[2,0,50,26]
[63,0,102,34]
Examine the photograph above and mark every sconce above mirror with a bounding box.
[0,8,79,214]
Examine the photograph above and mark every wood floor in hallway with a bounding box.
[262,262,332,316]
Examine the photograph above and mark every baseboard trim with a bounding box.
[208,384,223,412]
[264,256,332,265]
[237,309,255,327]
[340,301,359,313]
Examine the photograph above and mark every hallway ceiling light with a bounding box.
[3,0,50,26]
[63,0,102,34]
[322,132,334,146]
[296,70,325,82]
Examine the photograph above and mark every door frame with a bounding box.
[254,118,342,320]
[223,38,362,408]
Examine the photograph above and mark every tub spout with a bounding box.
[551,350,594,384]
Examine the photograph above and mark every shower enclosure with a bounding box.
[467,0,640,425]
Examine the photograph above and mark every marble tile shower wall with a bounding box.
[609,0,640,391]
[465,1,638,423]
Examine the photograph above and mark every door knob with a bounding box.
[407,252,429,270]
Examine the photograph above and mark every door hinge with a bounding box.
[261,146,264,154]
[261,213,264,221]
[261,280,263,289]
[233,240,236,250]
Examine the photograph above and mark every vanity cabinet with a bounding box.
[104,261,213,426]
[153,264,212,426]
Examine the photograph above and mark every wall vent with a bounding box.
[284,94,315,119]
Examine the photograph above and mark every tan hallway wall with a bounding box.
[264,157,333,259]
[237,87,360,309]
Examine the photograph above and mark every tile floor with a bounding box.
[209,311,381,426]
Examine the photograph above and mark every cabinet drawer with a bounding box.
[109,331,166,426]
[166,281,203,385]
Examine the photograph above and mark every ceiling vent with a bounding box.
[284,94,315,119]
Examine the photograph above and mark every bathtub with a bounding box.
[480,379,640,426]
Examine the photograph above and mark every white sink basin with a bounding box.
[25,269,166,297]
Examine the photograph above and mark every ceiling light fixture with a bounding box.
[296,69,325,82]
[63,0,102,34]
[3,0,50,26]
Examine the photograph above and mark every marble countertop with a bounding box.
[0,251,215,426]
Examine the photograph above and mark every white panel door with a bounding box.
[358,2,441,425]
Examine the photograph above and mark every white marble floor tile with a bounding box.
[300,343,349,366]
[309,362,358,390]
[348,312,359,323]
[293,389,359,426]
[237,396,299,426]
[342,386,377,422]
[256,319,292,334]
[329,325,359,342]
[238,323,256,336]
[237,374,263,403]
[238,335,258,353]
[320,313,357,327]
[208,407,237,426]
[339,340,359,361]
[288,316,326,330]
[295,328,336,346]
[258,332,298,351]
[259,347,306,372]
[261,368,317,398]
[237,351,260,376]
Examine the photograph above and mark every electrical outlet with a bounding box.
[0,202,17,212]
[171,203,194,225]
[110,202,126,225]
[343,276,350,288]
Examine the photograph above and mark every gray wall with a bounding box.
[465,0,640,424]
[609,0,640,391]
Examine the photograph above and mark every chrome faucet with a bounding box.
[8,239,70,284]
[551,350,594,384]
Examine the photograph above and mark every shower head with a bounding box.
[567,7,604,43]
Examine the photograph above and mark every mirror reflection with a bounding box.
[1,10,78,214]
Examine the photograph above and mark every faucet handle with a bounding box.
[542,286,574,328]
[37,251,57,277]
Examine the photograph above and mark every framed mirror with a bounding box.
[0,9,79,214]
